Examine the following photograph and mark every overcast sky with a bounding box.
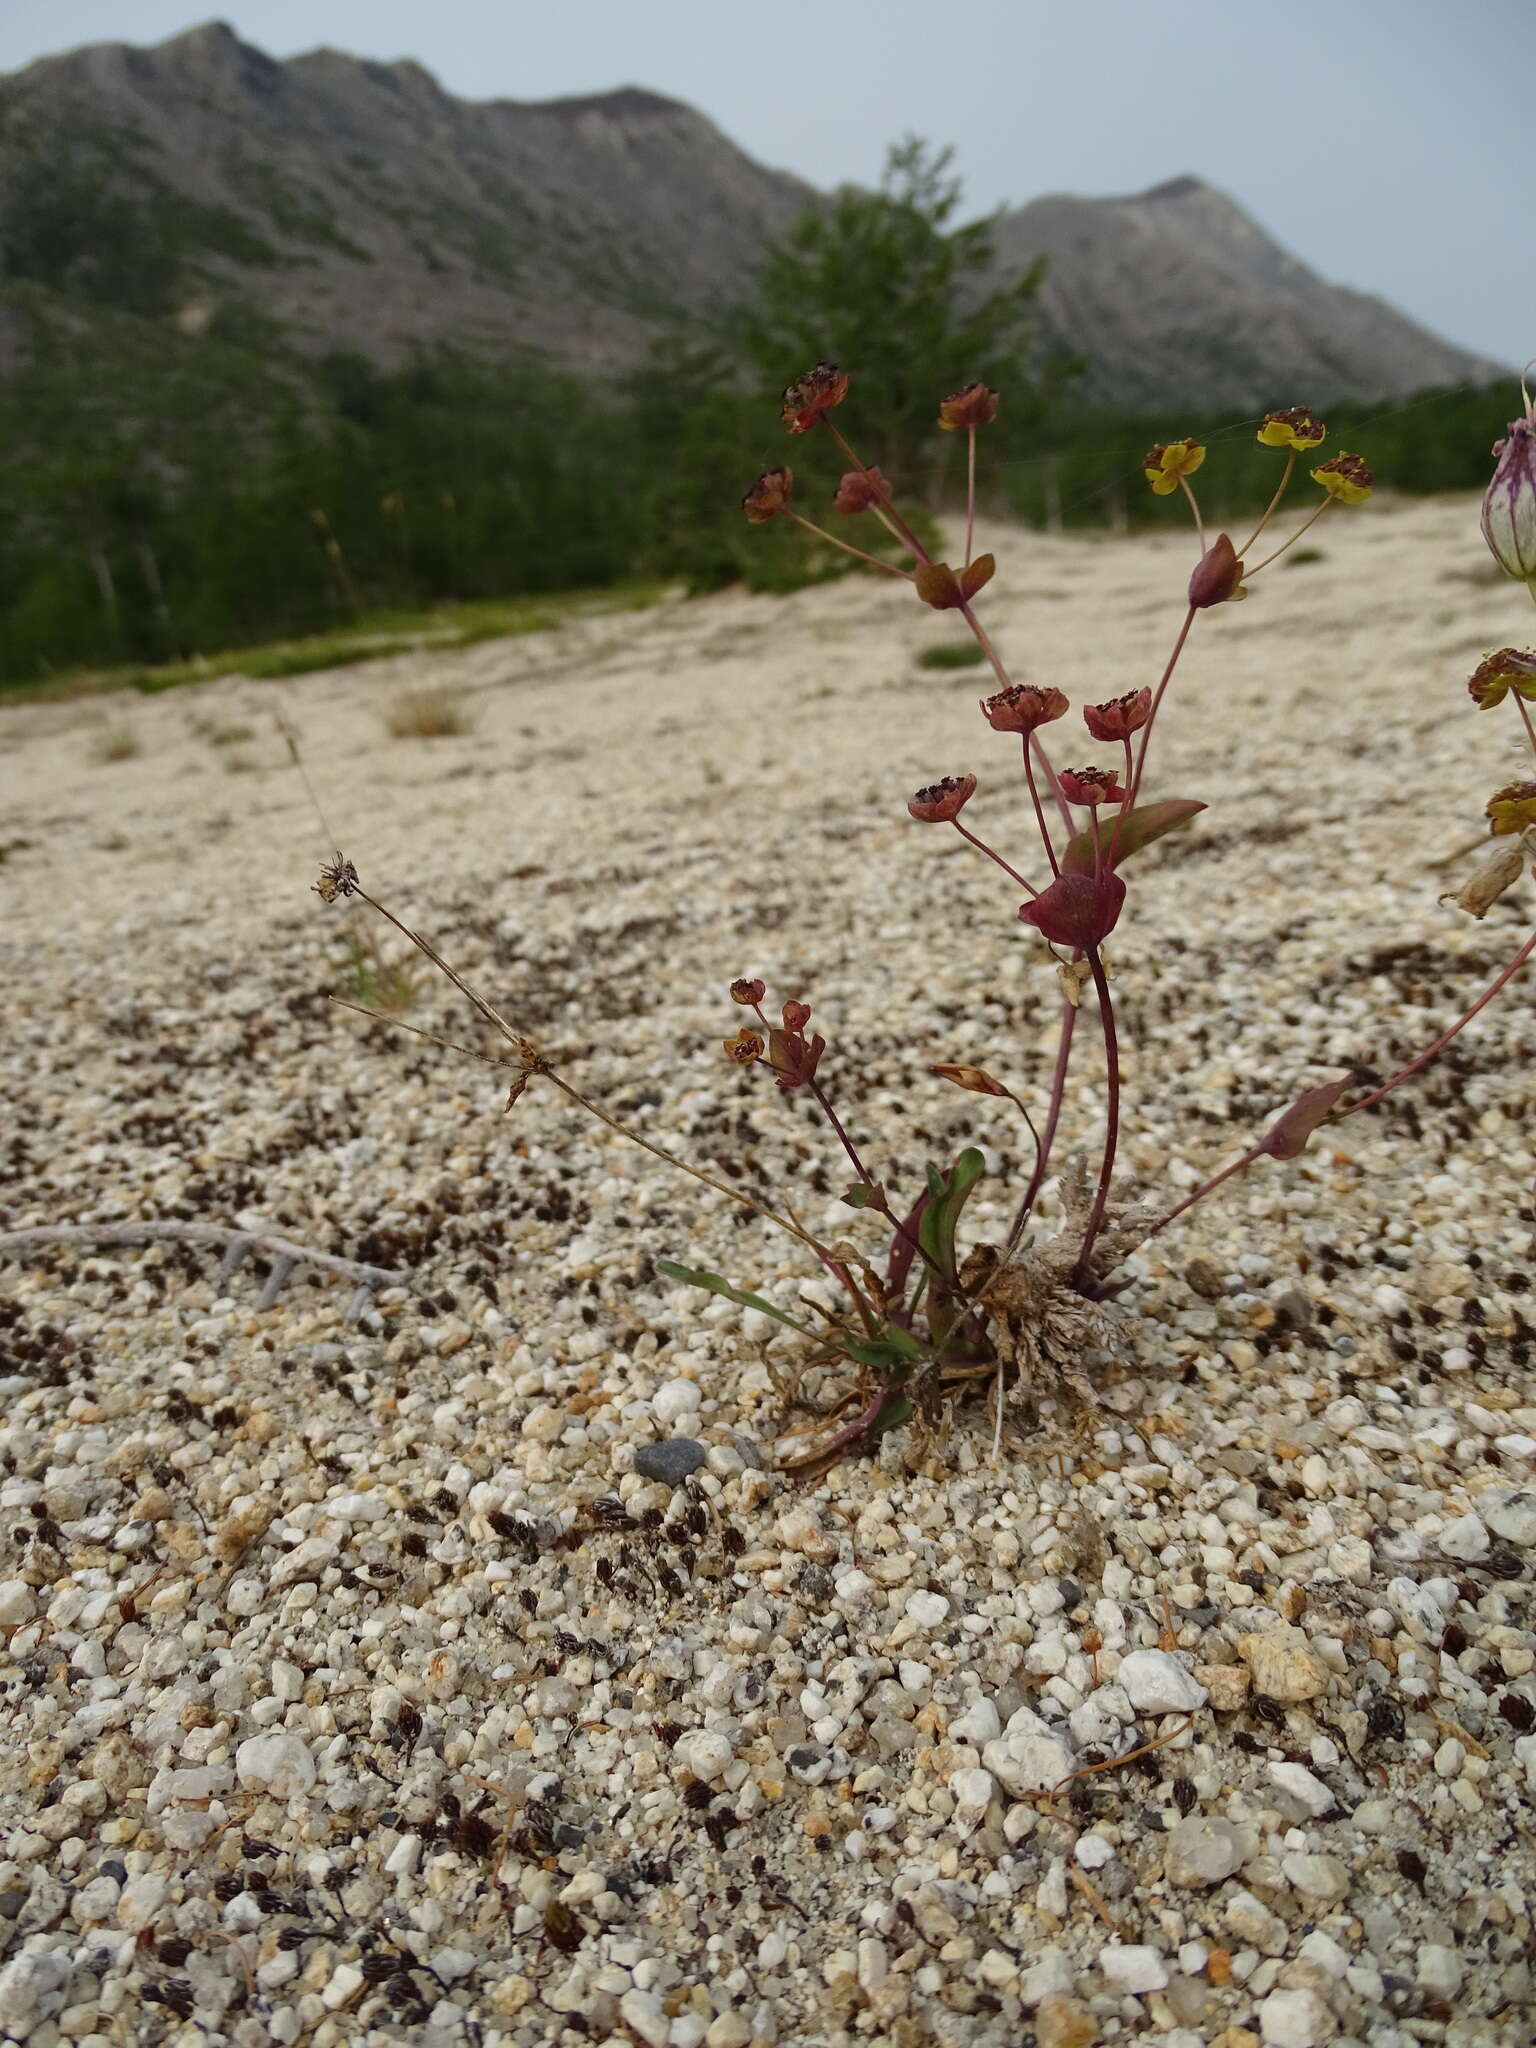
[3,0,1531,371]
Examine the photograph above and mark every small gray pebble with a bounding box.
[633,1438,708,1485]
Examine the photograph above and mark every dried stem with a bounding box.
[1072,948,1121,1282]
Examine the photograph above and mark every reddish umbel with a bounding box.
[1482,410,1536,585]
[937,382,1000,432]
[980,683,1068,734]
[730,977,767,1006]
[1188,533,1245,608]
[1019,871,1127,950]
[780,361,850,435]
[907,774,977,823]
[834,467,893,514]
[915,556,995,610]
[1467,648,1536,709]
[1083,690,1152,742]
[768,1002,826,1088]
[742,467,793,524]
[1058,766,1128,807]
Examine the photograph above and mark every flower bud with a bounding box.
[907,774,977,822]
[1019,871,1126,951]
[780,361,849,434]
[980,683,1068,734]
[1083,689,1151,742]
[1187,532,1245,608]
[1482,404,1536,588]
[937,382,1000,431]
[833,466,892,515]
[930,1062,1011,1096]
[781,999,812,1033]
[742,467,793,524]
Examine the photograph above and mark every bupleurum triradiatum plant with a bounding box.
[314,360,1536,1477]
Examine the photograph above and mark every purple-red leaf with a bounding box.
[1062,799,1206,876]
[1019,871,1126,950]
[1257,1077,1355,1161]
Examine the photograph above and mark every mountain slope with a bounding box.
[0,23,1504,407]
[0,20,810,374]
[992,176,1499,409]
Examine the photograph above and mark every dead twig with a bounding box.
[0,1221,406,1321]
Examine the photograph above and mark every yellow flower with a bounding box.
[1310,452,1374,504]
[1142,440,1206,496]
[1257,407,1326,451]
[1486,780,1536,835]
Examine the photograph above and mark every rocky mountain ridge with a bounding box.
[0,20,1503,405]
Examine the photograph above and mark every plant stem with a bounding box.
[1516,692,1536,763]
[821,420,931,563]
[1005,994,1079,1251]
[964,426,977,569]
[1245,494,1334,576]
[1335,924,1536,1120]
[1236,447,1295,557]
[951,818,1038,895]
[1072,948,1120,1284]
[808,1079,948,1289]
[956,595,1073,832]
[1145,922,1536,1241]
[787,511,913,578]
[1177,475,1206,550]
[1022,743,1063,876]
[1125,606,1197,815]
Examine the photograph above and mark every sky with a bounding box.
[2,0,1531,371]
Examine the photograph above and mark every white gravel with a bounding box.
[0,497,1534,2044]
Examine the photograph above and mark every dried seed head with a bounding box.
[1257,407,1326,450]
[833,466,892,514]
[937,382,1000,432]
[1142,439,1206,495]
[1310,451,1374,504]
[930,1062,1010,1096]
[980,683,1069,734]
[724,1028,764,1065]
[314,854,360,902]
[730,977,766,1006]
[907,774,977,823]
[1442,839,1526,918]
[742,467,793,524]
[780,361,849,434]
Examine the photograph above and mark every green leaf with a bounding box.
[1062,799,1206,876]
[869,1394,914,1438]
[654,1259,812,1335]
[840,1183,880,1209]
[918,1146,987,1282]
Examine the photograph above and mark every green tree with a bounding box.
[741,138,1046,480]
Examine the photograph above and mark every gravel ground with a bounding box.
[1,495,1534,2048]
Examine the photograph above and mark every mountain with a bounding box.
[0,22,1502,406]
[991,177,1500,409]
[0,20,810,376]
